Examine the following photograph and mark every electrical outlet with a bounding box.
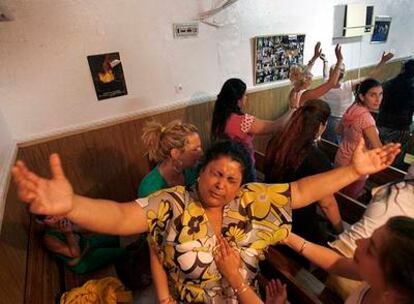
[173,22,199,38]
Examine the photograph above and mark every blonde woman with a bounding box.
[138,120,203,197]
[289,43,343,109]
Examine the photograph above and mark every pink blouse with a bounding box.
[224,113,256,162]
[335,103,376,167]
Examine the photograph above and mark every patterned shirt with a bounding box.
[136,183,292,303]
[224,114,256,163]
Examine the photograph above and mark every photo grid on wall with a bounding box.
[254,34,305,85]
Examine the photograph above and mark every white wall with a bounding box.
[0,0,413,142]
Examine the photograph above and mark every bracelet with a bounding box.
[298,239,308,255]
[234,282,249,296]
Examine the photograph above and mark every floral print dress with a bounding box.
[136,183,292,303]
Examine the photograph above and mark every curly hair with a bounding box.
[264,99,331,182]
[141,120,198,163]
[211,78,246,139]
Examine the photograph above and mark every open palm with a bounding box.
[351,139,400,176]
[12,154,74,216]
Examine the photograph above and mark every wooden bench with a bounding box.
[334,192,366,225]
[317,139,406,189]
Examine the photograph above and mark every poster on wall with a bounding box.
[371,16,392,43]
[87,52,128,100]
[254,34,305,85]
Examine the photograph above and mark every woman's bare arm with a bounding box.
[290,140,400,209]
[12,154,148,236]
[283,233,361,280]
[300,45,343,105]
[363,126,383,149]
[318,195,344,234]
[149,244,173,303]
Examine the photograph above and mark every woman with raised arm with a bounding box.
[288,43,343,109]
[283,216,414,304]
[335,78,384,198]
[12,140,400,303]
[211,78,294,179]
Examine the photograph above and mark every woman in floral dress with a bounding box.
[12,140,400,303]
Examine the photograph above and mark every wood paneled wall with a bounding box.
[0,59,403,303]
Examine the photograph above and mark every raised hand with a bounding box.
[265,279,288,304]
[335,44,343,62]
[351,138,401,176]
[12,153,74,216]
[380,51,394,64]
[313,42,322,60]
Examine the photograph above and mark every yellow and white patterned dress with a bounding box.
[136,183,292,303]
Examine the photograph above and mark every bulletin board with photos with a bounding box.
[254,34,305,85]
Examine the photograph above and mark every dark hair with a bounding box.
[211,78,246,139]
[198,139,254,184]
[402,59,414,78]
[380,216,414,303]
[354,78,382,104]
[264,99,331,182]
[371,179,414,207]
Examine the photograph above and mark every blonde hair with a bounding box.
[142,120,198,163]
[289,64,312,86]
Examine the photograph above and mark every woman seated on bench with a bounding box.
[211,78,294,180]
[138,120,203,197]
[39,216,126,274]
[265,99,344,248]
[139,120,203,303]
[335,79,384,198]
[283,216,414,304]
[12,139,400,303]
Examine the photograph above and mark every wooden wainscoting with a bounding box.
[0,182,30,304]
